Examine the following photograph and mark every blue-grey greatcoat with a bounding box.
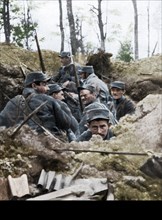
[55,99,80,136]
[113,96,136,121]
[22,88,75,134]
[0,95,25,128]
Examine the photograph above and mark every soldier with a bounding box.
[0,95,25,128]
[49,82,81,122]
[48,83,80,137]
[78,66,110,105]
[68,108,114,142]
[52,51,78,86]
[78,84,117,134]
[21,71,75,136]
[52,51,74,83]
[110,81,136,121]
[48,83,65,101]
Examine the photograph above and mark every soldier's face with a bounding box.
[79,72,86,80]
[80,89,96,106]
[110,87,125,99]
[33,81,49,94]
[60,57,71,66]
[88,119,109,139]
[52,90,65,101]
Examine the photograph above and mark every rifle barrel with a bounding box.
[52,148,148,156]
[35,32,46,73]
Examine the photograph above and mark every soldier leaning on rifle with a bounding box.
[48,83,80,137]
[110,81,136,121]
[78,84,117,134]
[78,66,111,105]
[51,51,80,94]
[68,108,114,142]
[13,71,76,138]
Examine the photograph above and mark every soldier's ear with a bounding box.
[122,89,126,95]
[32,83,37,89]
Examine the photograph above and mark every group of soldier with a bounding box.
[0,51,136,142]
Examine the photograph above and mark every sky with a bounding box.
[1,0,162,59]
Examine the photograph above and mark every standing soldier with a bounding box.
[51,51,81,94]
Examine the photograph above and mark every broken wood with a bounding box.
[8,174,30,199]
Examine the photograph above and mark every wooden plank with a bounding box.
[8,174,30,198]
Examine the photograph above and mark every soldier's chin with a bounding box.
[99,134,105,139]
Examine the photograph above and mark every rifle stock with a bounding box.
[73,63,84,112]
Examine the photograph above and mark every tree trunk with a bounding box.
[97,0,106,51]
[132,0,139,60]
[58,0,65,52]
[2,0,11,43]
[66,0,78,55]
[90,0,106,51]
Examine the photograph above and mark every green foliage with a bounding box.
[116,40,134,62]
[0,1,38,49]
[12,21,37,49]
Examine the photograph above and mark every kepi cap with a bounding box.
[24,72,51,87]
[78,66,94,74]
[48,84,65,95]
[110,81,125,90]
[86,108,110,123]
[58,51,71,58]
[78,84,96,93]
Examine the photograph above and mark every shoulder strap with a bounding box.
[24,93,43,125]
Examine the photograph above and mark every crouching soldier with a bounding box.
[68,108,114,142]
[110,81,136,121]
[0,95,25,128]
[22,71,75,137]
[48,83,80,137]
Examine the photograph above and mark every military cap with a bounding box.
[58,51,71,58]
[110,81,125,90]
[48,84,65,95]
[78,66,94,74]
[78,84,96,93]
[86,108,110,123]
[24,72,51,87]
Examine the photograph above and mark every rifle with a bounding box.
[152,41,158,56]
[72,62,84,112]
[3,93,62,142]
[64,91,78,105]
[10,101,48,138]
[52,148,149,156]
[34,30,46,73]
